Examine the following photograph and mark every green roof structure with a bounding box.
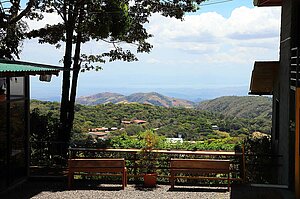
[0,59,63,77]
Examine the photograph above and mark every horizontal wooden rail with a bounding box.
[69,148,243,156]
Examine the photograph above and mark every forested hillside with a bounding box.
[31,99,271,141]
[76,92,195,108]
[197,96,272,120]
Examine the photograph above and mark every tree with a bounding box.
[0,0,40,59]
[27,0,206,157]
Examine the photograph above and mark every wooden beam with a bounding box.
[254,0,282,7]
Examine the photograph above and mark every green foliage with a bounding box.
[30,108,60,141]
[198,96,272,119]
[30,100,272,185]
[28,0,205,70]
[197,96,272,134]
[124,124,144,136]
[0,21,27,59]
[243,134,276,184]
[30,107,62,165]
[69,130,242,152]
[110,133,144,149]
[0,0,39,59]
[140,130,159,151]
[138,130,160,173]
[30,100,271,142]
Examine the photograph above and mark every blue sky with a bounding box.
[20,0,281,100]
[196,0,253,17]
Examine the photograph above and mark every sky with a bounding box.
[19,0,281,100]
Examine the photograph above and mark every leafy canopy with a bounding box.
[27,0,206,70]
[0,0,42,59]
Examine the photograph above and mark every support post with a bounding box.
[295,88,300,198]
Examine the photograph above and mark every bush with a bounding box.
[243,133,276,184]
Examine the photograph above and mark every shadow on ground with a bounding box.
[0,180,66,199]
[0,179,126,199]
[168,187,228,193]
[230,185,295,199]
[133,184,159,191]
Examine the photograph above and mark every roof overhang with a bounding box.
[249,61,279,95]
[0,59,63,77]
[254,0,282,7]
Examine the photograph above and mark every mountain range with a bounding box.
[76,92,195,108]
[76,92,272,120]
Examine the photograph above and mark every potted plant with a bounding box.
[139,130,159,187]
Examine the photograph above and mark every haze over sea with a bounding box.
[21,0,280,101]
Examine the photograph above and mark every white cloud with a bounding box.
[148,12,225,45]
[25,12,63,30]
[24,6,281,66]
[226,6,280,40]
[22,5,282,94]
[147,6,281,64]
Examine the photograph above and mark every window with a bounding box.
[10,77,25,100]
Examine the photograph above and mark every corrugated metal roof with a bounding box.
[0,63,59,72]
[0,59,62,77]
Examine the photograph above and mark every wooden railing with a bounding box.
[68,148,245,183]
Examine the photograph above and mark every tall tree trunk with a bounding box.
[60,25,73,142]
[59,3,82,163]
[68,14,83,135]
[59,1,75,160]
[68,47,81,132]
[59,26,73,162]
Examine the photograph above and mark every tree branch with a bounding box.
[100,38,119,44]
[53,2,66,21]
[63,0,67,21]
[9,0,36,24]
[100,38,139,48]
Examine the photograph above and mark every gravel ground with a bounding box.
[2,181,230,199]
[2,180,294,199]
[31,185,230,199]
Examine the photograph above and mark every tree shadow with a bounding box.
[133,184,159,191]
[168,186,228,193]
[70,180,124,191]
[71,185,123,191]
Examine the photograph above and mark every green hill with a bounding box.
[76,92,126,105]
[197,96,272,120]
